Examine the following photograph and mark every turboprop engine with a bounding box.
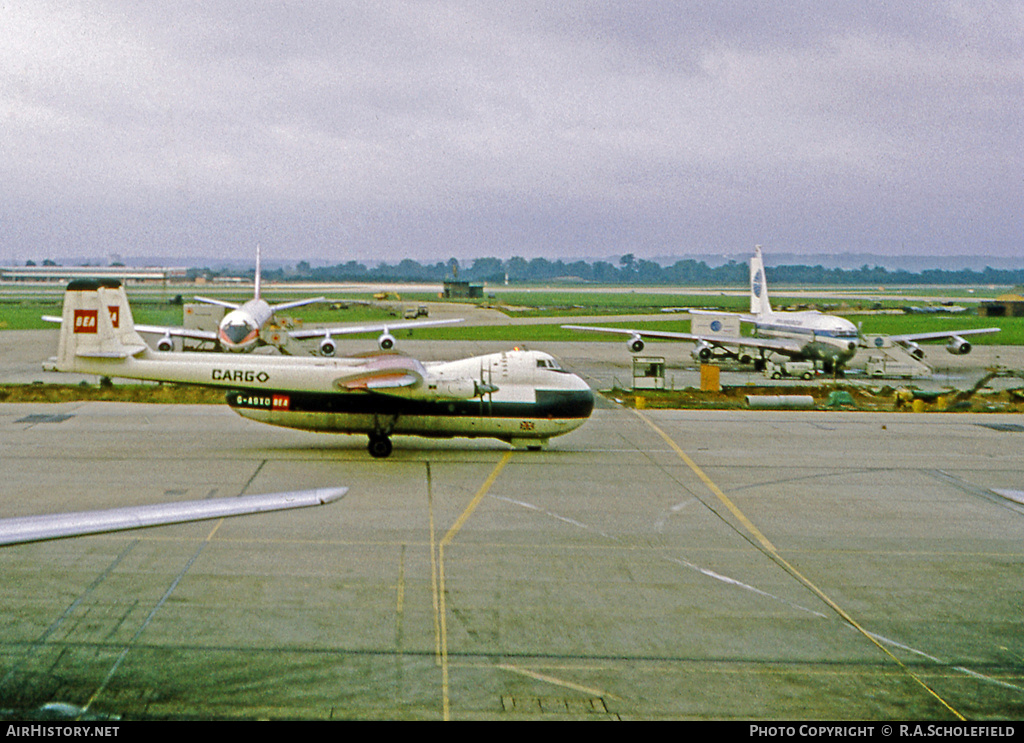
[433,378,498,399]
[394,376,498,401]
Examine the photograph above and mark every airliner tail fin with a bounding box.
[749,245,772,316]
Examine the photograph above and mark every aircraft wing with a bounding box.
[884,327,1001,343]
[562,324,703,342]
[269,296,326,313]
[333,353,428,391]
[135,324,220,342]
[193,296,241,310]
[289,317,463,340]
[563,324,806,356]
[0,487,346,547]
[724,336,805,355]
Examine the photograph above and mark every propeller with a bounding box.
[478,362,497,411]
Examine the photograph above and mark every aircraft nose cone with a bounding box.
[220,321,258,348]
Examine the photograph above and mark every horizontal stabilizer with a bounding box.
[0,487,347,546]
[75,346,149,359]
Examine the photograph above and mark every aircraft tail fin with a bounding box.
[55,279,149,370]
[254,243,262,300]
[749,245,772,316]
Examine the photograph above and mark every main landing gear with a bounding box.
[367,414,399,458]
[367,434,393,459]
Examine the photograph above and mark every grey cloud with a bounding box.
[1,1,1020,264]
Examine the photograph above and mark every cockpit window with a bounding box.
[536,358,564,371]
[222,322,253,344]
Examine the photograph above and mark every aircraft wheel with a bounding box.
[368,435,393,459]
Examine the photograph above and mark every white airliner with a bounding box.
[45,246,462,354]
[566,246,999,372]
[47,279,594,458]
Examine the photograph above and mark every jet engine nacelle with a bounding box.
[904,341,925,360]
[628,334,645,353]
[319,336,336,357]
[378,332,396,350]
[690,341,713,362]
[157,334,174,352]
[946,335,971,355]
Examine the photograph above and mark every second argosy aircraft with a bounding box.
[566,246,999,373]
[47,279,594,458]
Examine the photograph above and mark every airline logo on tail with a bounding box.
[73,310,98,333]
[73,306,119,333]
[752,270,764,299]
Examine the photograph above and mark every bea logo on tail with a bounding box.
[73,310,98,333]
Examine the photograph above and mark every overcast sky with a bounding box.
[2,1,1021,266]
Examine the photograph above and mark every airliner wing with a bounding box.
[193,296,241,310]
[135,324,220,343]
[289,317,463,340]
[562,324,702,342]
[269,297,326,313]
[563,324,805,355]
[0,488,346,546]
[728,336,805,355]
[885,327,1001,343]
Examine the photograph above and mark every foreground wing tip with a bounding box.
[313,486,348,504]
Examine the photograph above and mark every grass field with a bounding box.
[1,286,1020,344]
[0,383,226,404]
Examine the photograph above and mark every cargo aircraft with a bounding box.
[566,246,999,372]
[45,245,462,354]
[47,279,594,457]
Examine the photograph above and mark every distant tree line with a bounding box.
[235,253,1024,287]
